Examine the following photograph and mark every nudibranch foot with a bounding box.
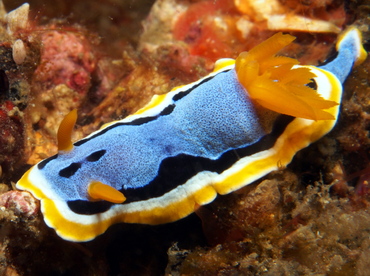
[16,27,367,242]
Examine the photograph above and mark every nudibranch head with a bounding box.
[235,32,339,120]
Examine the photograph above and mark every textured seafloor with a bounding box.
[0,0,369,275]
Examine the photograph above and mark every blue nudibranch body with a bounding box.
[16,28,367,242]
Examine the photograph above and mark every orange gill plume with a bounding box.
[235,32,338,120]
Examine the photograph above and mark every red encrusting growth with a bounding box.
[173,0,239,61]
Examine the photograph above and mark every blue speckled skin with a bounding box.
[41,69,265,200]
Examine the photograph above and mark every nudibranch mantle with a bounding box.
[16,28,367,242]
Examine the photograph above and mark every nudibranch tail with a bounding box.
[88,181,126,204]
[57,109,77,152]
[235,32,339,120]
[336,27,367,67]
[321,27,368,84]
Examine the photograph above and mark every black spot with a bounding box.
[307,79,317,90]
[38,154,58,169]
[159,104,175,116]
[172,89,191,101]
[67,200,113,215]
[59,163,81,178]
[86,150,106,162]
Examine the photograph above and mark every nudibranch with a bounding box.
[16,27,367,242]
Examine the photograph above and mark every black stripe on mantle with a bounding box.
[67,114,294,215]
